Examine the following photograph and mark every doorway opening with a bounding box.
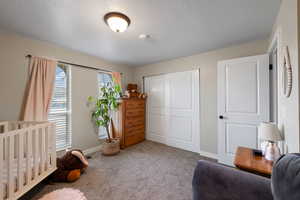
[269,46,278,123]
[268,29,285,153]
[268,29,281,125]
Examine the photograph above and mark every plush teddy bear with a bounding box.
[50,149,89,182]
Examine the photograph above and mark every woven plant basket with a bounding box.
[101,138,120,156]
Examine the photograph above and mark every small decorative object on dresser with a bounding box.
[258,122,283,161]
[126,83,139,98]
[123,83,147,99]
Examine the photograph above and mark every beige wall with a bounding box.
[134,39,268,154]
[270,0,300,153]
[0,31,134,150]
[2,1,299,156]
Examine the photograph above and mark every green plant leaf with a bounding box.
[87,81,122,139]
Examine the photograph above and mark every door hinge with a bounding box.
[269,64,273,70]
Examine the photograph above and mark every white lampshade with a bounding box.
[258,122,282,142]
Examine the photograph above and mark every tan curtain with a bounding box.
[20,57,57,121]
[111,72,122,88]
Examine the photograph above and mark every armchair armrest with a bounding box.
[192,160,273,200]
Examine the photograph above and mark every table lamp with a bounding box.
[258,122,282,161]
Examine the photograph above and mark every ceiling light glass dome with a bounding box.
[104,12,131,33]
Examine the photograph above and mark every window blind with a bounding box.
[48,64,72,150]
[97,72,113,139]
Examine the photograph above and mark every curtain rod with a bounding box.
[26,54,123,74]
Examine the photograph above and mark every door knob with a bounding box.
[219,115,224,119]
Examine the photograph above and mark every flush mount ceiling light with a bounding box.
[104,12,131,33]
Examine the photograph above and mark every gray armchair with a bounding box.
[192,160,273,200]
[193,153,300,200]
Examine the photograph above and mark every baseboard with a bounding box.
[147,135,218,160]
[199,151,218,160]
[146,134,167,144]
[83,145,102,155]
[82,140,218,160]
[83,144,218,160]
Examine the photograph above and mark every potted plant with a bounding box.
[88,82,122,156]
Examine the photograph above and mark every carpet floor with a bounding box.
[21,141,214,200]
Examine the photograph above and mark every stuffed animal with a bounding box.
[50,149,89,182]
[126,83,140,98]
[127,83,138,91]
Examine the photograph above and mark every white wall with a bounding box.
[0,31,134,150]
[270,0,300,153]
[134,39,268,154]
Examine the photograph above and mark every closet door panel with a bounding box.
[145,70,200,153]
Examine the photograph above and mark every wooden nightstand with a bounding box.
[234,146,273,177]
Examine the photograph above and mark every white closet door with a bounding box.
[145,75,167,144]
[145,70,200,153]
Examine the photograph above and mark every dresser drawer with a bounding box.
[125,117,145,128]
[125,125,145,135]
[126,101,145,110]
[125,133,145,147]
[126,109,144,117]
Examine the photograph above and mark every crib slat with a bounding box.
[8,135,14,199]
[26,130,32,185]
[3,123,8,132]
[51,124,56,168]
[41,127,45,173]
[45,126,49,170]
[49,125,53,168]
[4,137,8,163]
[0,136,3,200]
[33,130,39,178]
[18,133,24,193]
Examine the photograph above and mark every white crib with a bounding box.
[0,121,57,200]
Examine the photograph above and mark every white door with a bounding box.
[218,54,269,166]
[144,70,200,153]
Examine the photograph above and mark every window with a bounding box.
[48,64,71,150]
[98,72,113,88]
[97,72,113,139]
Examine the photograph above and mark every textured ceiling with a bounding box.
[0,0,281,66]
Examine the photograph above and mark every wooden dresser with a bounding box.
[112,98,146,148]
